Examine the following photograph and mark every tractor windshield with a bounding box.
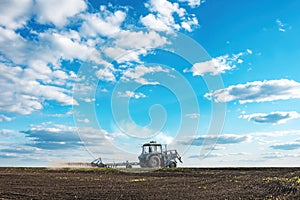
[142,145,162,154]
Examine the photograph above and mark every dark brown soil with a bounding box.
[0,167,300,199]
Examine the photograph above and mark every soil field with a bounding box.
[0,167,300,199]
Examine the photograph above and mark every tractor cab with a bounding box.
[142,141,162,154]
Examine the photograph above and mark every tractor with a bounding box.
[138,141,182,168]
[89,141,182,168]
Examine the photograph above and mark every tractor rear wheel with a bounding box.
[148,155,161,168]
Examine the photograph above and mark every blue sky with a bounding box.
[0,0,300,167]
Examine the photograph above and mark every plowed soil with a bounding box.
[0,167,300,199]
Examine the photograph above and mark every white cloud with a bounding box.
[186,51,250,76]
[0,0,33,29]
[189,55,233,76]
[115,30,168,49]
[96,68,116,82]
[103,30,168,63]
[141,0,198,32]
[141,14,172,32]
[185,113,200,119]
[275,19,290,32]
[0,27,37,65]
[118,90,147,99]
[205,79,300,104]
[240,111,300,125]
[80,8,126,37]
[0,27,104,68]
[50,110,73,118]
[117,120,160,138]
[103,47,145,63]
[39,30,102,63]
[121,65,169,85]
[147,0,186,18]
[83,98,95,103]
[77,118,90,124]
[153,133,174,144]
[35,0,87,27]
[178,0,205,8]
[0,63,77,115]
[246,49,253,54]
[0,115,13,122]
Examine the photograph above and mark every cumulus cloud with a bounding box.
[121,65,170,85]
[117,120,160,138]
[141,0,198,32]
[118,90,147,99]
[0,63,77,114]
[141,14,171,32]
[185,50,251,76]
[153,132,174,145]
[35,0,87,27]
[115,30,168,49]
[205,79,300,104]
[103,47,141,63]
[0,26,104,67]
[0,0,33,29]
[240,111,300,125]
[40,30,102,63]
[80,8,126,37]
[183,134,251,146]
[103,30,168,63]
[0,27,38,65]
[0,0,200,118]
[96,67,116,82]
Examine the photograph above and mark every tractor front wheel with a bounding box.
[148,155,161,168]
[168,161,177,168]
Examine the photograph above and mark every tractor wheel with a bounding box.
[148,155,161,168]
[126,164,132,168]
[168,161,177,168]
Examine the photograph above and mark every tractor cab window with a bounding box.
[143,145,162,154]
[143,146,148,154]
